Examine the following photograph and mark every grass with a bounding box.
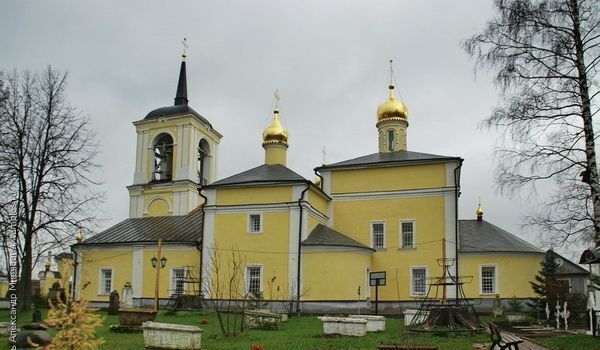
[1,309,599,349]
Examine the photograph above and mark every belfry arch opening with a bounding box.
[153,133,174,181]
[198,138,211,185]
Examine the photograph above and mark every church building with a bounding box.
[72,53,549,312]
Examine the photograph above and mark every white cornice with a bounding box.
[331,187,456,201]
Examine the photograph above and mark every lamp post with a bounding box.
[151,239,167,311]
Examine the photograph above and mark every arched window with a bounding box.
[198,139,211,185]
[153,133,174,181]
[387,130,395,151]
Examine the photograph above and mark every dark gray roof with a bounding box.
[208,164,307,187]
[303,224,373,251]
[548,250,589,275]
[316,151,461,170]
[81,210,203,245]
[580,247,600,264]
[144,105,212,127]
[459,220,543,254]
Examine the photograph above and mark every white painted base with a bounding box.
[141,321,202,349]
[349,315,386,332]
[318,316,367,337]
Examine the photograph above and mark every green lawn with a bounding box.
[1,309,599,350]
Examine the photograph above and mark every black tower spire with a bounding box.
[174,56,188,106]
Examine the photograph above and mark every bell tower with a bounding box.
[128,47,222,218]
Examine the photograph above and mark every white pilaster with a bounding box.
[132,249,143,298]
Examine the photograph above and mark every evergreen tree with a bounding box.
[529,250,569,320]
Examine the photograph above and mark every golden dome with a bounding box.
[263,109,288,145]
[476,204,484,217]
[377,85,408,122]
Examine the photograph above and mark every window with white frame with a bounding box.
[245,265,262,295]
[248,214,262,233]
[401,221,415,248]
[171,268,186,295]
[99,268,112,295]
[480,265,497,294]
[371,222,385,249]
[411,267,427,296]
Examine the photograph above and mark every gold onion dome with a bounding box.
[377,84,408,122]
[263,109,288,145]
[476,204,484,217]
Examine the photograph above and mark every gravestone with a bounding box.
[47,282,66,306]
[121,282,133,308]
[108,290,120,315]
[32,305,42,322]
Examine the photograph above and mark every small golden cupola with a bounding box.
[476,203,484,221]
[376,60,409,153]
[262,94,289,166]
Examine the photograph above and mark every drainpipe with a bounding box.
[71,246,78,300]
[313,170,323,190]
[296,183,310,316]
[453,159,463,305]
[197,186,208,298]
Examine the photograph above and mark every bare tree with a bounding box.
[463,0,600,246]
[202,245,248,337]
[0,67,103,310]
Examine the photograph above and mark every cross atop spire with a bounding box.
[274,88,280,113]
[181,37,188,61]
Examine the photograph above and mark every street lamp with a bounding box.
[151,239,167,311]
[150,256,168,269]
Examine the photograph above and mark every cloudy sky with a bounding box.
[2,1,575,257]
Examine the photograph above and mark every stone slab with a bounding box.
[142,321,202,350]
[318,316,367,337]
[349,314,386,332]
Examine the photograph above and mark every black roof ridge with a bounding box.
[303,223,374,251]
[316,151,461,171]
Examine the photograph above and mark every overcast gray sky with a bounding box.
[2,1,576,258]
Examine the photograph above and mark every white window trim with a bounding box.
[170,267,187,295]
[97,267,114,296]
[369,220,386,250]
[479,264,498,295]
[244,264,263,295]
[247,212,263,234]
[399,219,416,249]
[410,266,429,297]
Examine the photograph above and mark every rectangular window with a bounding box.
[248,214,262,233]
[411,268,427,296]
[372,222,385,249]
[480,265,496,294]
[401,221,415,248]
[245,266,262,295]
[99,268,112,295]
[171,268,185,295]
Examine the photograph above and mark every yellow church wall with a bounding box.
[307,189,328,216]
[332,196,445,249]
[216,186,292,206]
[212,211,290,298]
[459,254,543,299]
[332,196,446,300]
[303,251,371,300]
[330,163,446,194]
[0,279,7,299]
[307,215,326,234]
[78,250,133,302]
[141,248,200,298]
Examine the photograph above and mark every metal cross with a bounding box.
[274,89,280,110]
[182,38,188,56]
